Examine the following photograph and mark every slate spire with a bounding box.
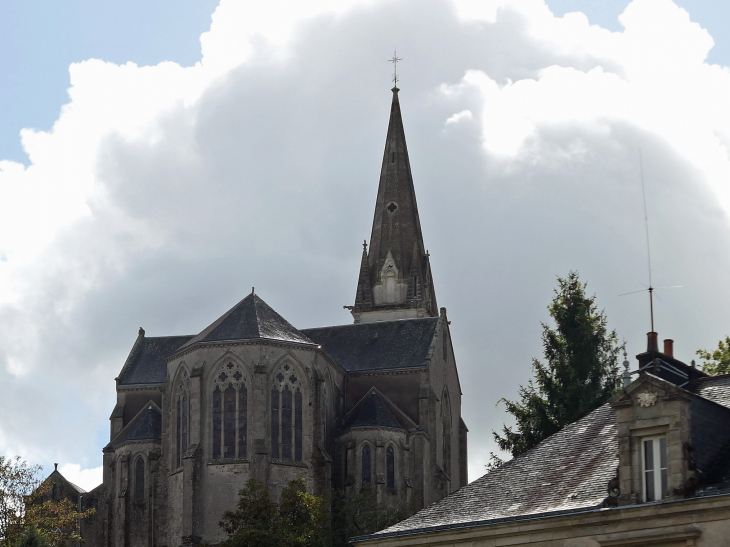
[351,88,438,323]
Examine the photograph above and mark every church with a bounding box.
[54,86,468,546]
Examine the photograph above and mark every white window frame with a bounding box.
[642,436,668,502]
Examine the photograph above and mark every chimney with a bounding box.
[647,332,659,352]
[54,463,58,471]
[663,339,674,358]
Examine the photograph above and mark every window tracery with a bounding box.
[270,363,303,461]
[212,361,248,459]
[176,369,190,468]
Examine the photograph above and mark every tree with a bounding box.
[220,479,328,547]
[330,489,405,546]
[14,527,47,547]
[492,272,622,461]
[696,336,730,376]
[23,482,95,547]
[0,456,42,547]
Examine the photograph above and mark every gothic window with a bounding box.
[361,444,372,488]
[442,390,452,477]
[134,457,145,501]
[386,446,395,489]
[175,370,190,469]
[271,364,303,461]
[212,361,248,460]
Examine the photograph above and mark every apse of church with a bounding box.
[71,87,468,547]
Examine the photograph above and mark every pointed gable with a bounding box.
[180,292,314,349]
[341,387,417,431]
[105,402,162,450]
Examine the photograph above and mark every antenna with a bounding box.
[639,149,655,333]
[619,150,681,333]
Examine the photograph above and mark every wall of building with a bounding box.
[355,493,730,547]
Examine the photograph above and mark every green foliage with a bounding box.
[492,272,622,460]
[0,455,94,547]
[697,336,730,376]
[330,489,405,546]
[0,456,42,547]
[14,528,47,547]
[220,479,328,547]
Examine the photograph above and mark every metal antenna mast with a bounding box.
[639,149,655,333]
[388,50,402,87]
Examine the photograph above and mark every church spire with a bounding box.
[351,88,438,323]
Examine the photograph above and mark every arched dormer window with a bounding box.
[386,445,395,490]
[176,369,190,468]
[212,361,248,460]
[134,457,145,501]
[361,444,372,488]
[441,389,452,478]
[271,364,303,461]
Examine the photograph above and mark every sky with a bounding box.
[1,0,730,491]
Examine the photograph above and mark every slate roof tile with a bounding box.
[342,389,410,430]
[106,404,162,449]
[302,318,438,372]
[691,375,730,408]
[373,404,618,537]
[118,335,193,386]
[181,293,313,349]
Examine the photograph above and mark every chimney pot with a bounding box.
[54,463,58,471]
[663,339,674,358]
[647,332,659,353]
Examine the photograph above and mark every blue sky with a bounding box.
[2,1,729,164]
[3,0,730,488]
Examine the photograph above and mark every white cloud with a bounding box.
[1,0,730,485]
[58,464,103,492]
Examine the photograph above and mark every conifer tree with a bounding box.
[492,272,622,461]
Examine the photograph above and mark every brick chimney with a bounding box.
[647,332,659,352]
[663,339,674,358]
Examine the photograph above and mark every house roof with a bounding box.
[105,402,162,450]
[691,374,730,407]
[371,403,618,538]
[301,317,438,372]
[47,469,86,494]
[179,292,314,350]
[341,387,417,431]
[118,334,193,386]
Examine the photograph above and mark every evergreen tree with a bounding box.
[14,528,46,547]
[492,272,622,461]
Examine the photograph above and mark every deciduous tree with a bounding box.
[696,336,730,376]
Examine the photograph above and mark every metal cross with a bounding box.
[388,50,402,87]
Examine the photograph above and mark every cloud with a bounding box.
[58,464,103,493]
[1,0,730,486]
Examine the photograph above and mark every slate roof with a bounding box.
[691,374,730,407]
[341,388,414,431]
[369,404,619,538]
[106,403,162,450]
[301,317,438,372]
[180,293,314,350]
[118,335,193,385]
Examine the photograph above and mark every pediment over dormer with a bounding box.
[609,372,692,409]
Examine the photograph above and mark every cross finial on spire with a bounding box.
[388,50,402,87]
[363,240,367,252]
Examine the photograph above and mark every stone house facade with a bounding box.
[357,335,730,546]
[46,87,468,546]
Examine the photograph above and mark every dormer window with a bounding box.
[643,437,667,501]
